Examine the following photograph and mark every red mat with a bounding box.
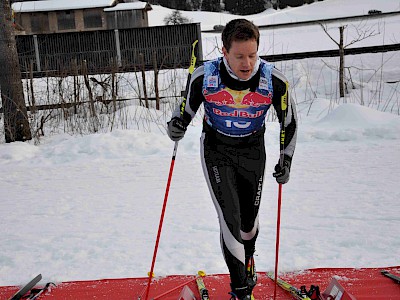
[1,267,399,299]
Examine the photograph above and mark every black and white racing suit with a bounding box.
[173,57,297,288]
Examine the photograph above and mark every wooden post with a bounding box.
[33,34,41,72]
[82,60,96,117]
[139,53,149,108]
[72,58,79,114]
[110,58,117,131]
[114,29,122,67]
[339,26,345,98]
[29,60,36,112]
[153,51,160,110]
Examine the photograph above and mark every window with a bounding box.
[83,9,103,29]
[57,11,76,31]
[30,12,49,32]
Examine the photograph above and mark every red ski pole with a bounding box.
[273,183,283,299]
[142,40,198,300]
[273,81,289,299]
[143,142,179,300]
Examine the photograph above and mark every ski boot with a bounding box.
[229,282,252,300]
[307,285,321,300]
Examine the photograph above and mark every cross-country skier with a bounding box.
[167,18,298,300]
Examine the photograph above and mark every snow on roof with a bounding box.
[12,0,117,13]
[104,2,151,12]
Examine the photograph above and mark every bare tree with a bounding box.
[0,0,31,142]
[320,22,380,97]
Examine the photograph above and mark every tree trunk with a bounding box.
[0,0,32,142]
[339,26,345,98]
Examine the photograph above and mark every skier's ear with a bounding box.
[222,46,228,57]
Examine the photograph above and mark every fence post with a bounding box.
[195,23,203,62]
[152,51,160,110]
[72,58,79,114]
[114,29,122,67]
[139,53,149,108]
[33,34,41,72]
[29,60,36,111]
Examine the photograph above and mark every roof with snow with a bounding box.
[104,2,151,12]
[12,0,117,12]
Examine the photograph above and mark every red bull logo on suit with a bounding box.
[204,87,272,108]
[204,89,236,106]
[241,91,272,107]
[212,108,265,118]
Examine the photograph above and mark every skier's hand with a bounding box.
[273,155,292,184]
[167,117,188,141]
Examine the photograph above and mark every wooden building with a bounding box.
[11,0,152,35]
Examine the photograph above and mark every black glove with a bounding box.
[273,155,292,184]
[167,117,188,141]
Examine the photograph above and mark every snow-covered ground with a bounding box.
[1,0,400,287]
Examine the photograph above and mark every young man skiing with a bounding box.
[167,19,297,300]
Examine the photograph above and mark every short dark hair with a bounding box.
[222,19,260,52]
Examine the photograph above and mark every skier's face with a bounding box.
[222,39,258,80]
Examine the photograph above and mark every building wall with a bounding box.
[17,14,31,33]
[14,7,149,35]
[105,10,148,29]
[48,12,57,32]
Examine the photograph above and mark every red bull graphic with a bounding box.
[204,87,272,108]
[242,91,273,107]
[204,89,236,106]
[213,108,264,118]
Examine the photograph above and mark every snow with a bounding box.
[104,2,150,12]
[1,0,400,288]
[12,0,117,12]
[148,1,400,56]
[147,0,400,29]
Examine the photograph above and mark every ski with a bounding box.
[196,271,210,300]
[267,272,311,300]
[28,282,56,300]
[381,269,400,284]
[9,274,42,300]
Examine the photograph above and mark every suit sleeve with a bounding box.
[271,68,298,159]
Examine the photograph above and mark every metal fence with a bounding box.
[16,23,203,77]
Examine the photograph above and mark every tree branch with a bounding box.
[319,22,340,47]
